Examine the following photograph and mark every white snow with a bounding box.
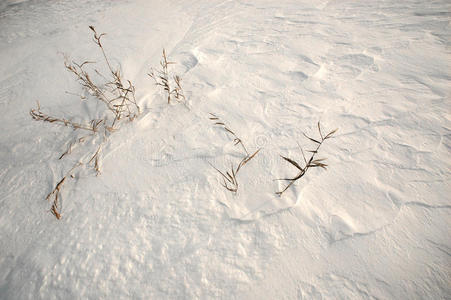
[0,0,450,298]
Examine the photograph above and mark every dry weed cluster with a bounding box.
[148,49,186,105]
[31,26,141,219]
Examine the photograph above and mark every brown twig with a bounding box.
[30,102,102,132]
[209,149,260,193]
[209,113,260,193]
[59,134,91,160]
[46,162,82,219]
[148,49,186,105]
[88,144,103,176]
[275,122,337,196]
[209,113,249,156]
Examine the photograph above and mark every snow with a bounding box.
[1,0,450,298]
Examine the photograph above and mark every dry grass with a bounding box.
[148,49,186,105]
[209,113,248,155]
[31,26,141,219]
[209,149,260,193]
[65,26,140,125]
[30,27,337,217]
[59,135,90,160]
[45,162,82,219]
[31,101,104,132]
[276,122,337,196]
[208,113,260,193]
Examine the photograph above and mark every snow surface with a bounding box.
[1,0,450,298]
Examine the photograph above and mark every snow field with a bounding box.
[0,0,450,299]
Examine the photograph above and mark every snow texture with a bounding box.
[0,0,450,299]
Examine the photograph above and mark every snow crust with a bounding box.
[0,0,450,298]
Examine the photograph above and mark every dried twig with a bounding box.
[276,122,337,196]
[88,144,103,176]
[30,101,102,132]
[209,113,248,155]
[59,135,91,160]
[209,149,260,192]
[148,49,186,105]
[173,75,185,102]
[46,162,82,219]
[208,113,260,193]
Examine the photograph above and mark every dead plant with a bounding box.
[275,122,337,196]
[209,113,248,155]
[30,101,104,132]
[65,25,140,124]
[31,26,141,219]
[208,150,260,192]
[46,163,82,219]
[208,113,260,193]
[148,49,186,105]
